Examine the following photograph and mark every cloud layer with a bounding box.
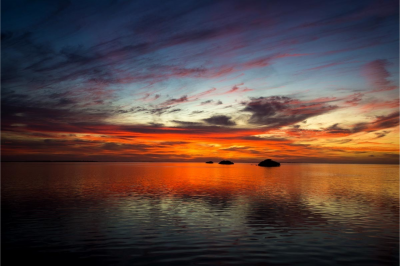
[1,0,399,163]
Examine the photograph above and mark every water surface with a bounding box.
[2,163,399,265]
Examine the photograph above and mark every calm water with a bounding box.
[2,162,399,265]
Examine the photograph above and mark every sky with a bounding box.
[1,0,399,163]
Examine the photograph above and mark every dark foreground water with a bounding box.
[2,162,399,265]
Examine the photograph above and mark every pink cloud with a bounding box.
[190,88,217,99]
[360,99,400,112]
[306,62,344,71]
[225,85,240,94]
[221,83,253,95]
[242,53,310,70]
[344,93,363,106]
[362,59,398,92]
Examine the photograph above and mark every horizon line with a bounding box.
[1,160,399,165]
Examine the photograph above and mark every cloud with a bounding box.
[168,108,181,113]
[243,53,310,70]
[190,110,204,115]
[334,139,353,144]
[159,88,218,107]
[360,99,399,112]
[344,93,363,106]
[362,59,397,92]
[2,0,399,163]
[324,111,399,135]
[374,131,390,139]
[200,99,223,106]
[1,102,111,132]
[159,141,189,146]
[102,142,124,150]
[383,153,399,159]
[56,98,77,106]
[171,120,204,127]
[369,111,399,131]
[220,146,262,154]
[225,85,240,94]
[191,88,217,98]
[348,112,399,134]
[200,100,213,105]
[203,115,236,126]
[116,106,183,115]
[160,96,188,106]
[240,136,289,141]
[222,84,253,94]
[242,96,337,128]
[325,123,352,134]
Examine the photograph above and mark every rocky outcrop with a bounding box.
[206,161,214,164]
[258,159,280,167]
[219,160,234,165]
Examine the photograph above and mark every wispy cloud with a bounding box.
[362,59,398,92]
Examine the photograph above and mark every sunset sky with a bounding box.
[2,0,399,163]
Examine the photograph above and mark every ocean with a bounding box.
[2,162,399,265]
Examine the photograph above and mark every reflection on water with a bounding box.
[2,163,399,265]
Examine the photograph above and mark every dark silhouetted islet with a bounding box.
[219,160,234,165]
[258,159,280,167]
[206,161,214,164]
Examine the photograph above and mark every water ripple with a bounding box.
[2,162,399,265]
